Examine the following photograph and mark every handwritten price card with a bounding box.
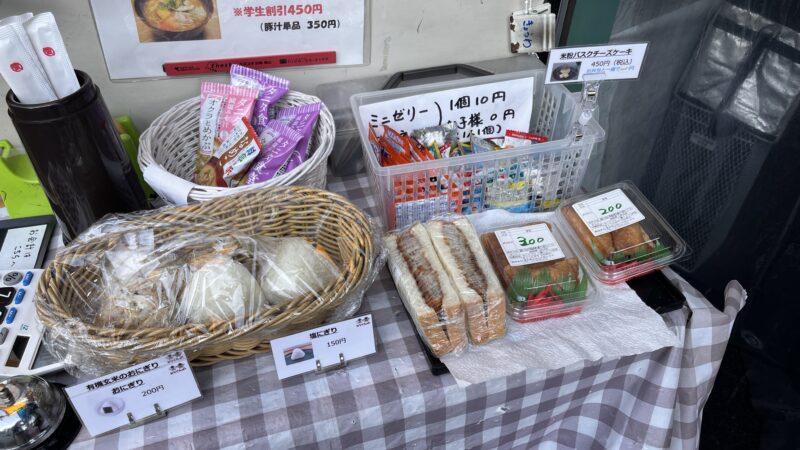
[572,189,645,236]
[358,77,535,140]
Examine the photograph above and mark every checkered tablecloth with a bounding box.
[68,173,744,449]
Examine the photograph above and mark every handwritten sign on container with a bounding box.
[358,77,535,141]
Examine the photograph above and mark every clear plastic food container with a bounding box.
[480,221,593,323]
[554,181,688,284]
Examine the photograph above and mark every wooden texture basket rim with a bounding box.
[35,186,376,366]
[138,91,335,203]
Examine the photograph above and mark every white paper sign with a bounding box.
[495,223,565,266]
[271,314,376,380]
[65,351,201,437]
[545,43,648,84]
[0,225,46,270]
[572,188,645,236]
[358,77,535,140]
[90,0,366,79]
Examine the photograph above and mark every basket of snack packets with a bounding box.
[139,64,334,204]
[350,69,606,230]
[35,186,384,376]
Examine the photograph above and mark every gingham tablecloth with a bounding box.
[67,173,745,449]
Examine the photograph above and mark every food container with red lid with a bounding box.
[480,220,593,323]
[554,181,688,284]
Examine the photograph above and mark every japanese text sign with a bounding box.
[90,0,366,79]
[358,77,535,141]
[271,314,376,380]
[545,43,648,84]
[0,225,46,270]
[65,351,201,436]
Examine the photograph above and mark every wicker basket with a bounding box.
[36,186,378,370]
[138,91,335,204]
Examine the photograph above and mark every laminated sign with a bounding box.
[90,0,366,79]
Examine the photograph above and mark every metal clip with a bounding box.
[580,80,600,113]
[315,353,346,374]
[126,403,166,427]
[573,80,602,142]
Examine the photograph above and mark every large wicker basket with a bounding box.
[138,91,335,204]
[35,186,378,371]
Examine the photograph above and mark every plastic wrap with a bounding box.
[424,217,506,344]
[554,181,688,285]
[479,221,592,323]
[384,223,467,357]
[37,195,384,376]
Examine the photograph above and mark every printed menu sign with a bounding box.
[545,43,648,84]
[65,351,201,436]
[572,188,645,236]
[495,223,565,266]
[90,0,366,79]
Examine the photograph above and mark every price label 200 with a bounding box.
[599,203,624,216]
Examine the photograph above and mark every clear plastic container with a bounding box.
[554,181,689,284]
[479,220,593,323]
[350,69,606,230]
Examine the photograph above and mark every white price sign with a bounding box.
[90,0,366,79]
[545,43,648,84]
[271,314,376,380]
[65,351,201,437]
[572,188,645,236]
[358,77,535,140]
[0,225,47,271]
[495,223,565,266]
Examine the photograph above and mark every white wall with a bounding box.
[0,0,522,149]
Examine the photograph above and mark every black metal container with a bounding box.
[6,70,149,242]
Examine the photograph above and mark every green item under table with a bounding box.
[1,116,154,218]
[0,140,53,218]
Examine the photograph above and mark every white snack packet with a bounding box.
[0,22,56,104]
[24,12,79,98]
[0,12,33,27]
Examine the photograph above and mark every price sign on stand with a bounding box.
[65,351,201,437]
[545,43,649,84]
[271,314,376,380]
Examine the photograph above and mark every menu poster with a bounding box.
[90,0,366,79]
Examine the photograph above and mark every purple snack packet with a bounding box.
[275,102,321,168]
[230,64,290,135]
[244,120,303,185]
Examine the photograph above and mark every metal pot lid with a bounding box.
[0,375,66,450]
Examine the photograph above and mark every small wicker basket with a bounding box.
[36,186,378,370]
[138,91,334,204]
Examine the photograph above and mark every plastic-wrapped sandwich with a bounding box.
[385,223,467,357]
[426,217,506,344]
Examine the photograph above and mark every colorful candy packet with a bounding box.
[230,64,290,135]
[275,102,321,168]
[197,82,259,175]
[413,124,459,159]
[368,126,382,162]
[244,120,303,185]
[379,125,413,166]
[470,135,502,153]
[196,117,262,187]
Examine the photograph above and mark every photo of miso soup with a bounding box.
[132,0,221,42]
